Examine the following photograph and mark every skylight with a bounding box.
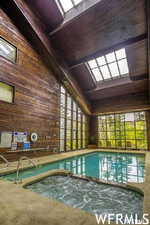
[56,0,84,14]
[87,48,129,82]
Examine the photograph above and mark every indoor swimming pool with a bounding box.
[1,151,145,183]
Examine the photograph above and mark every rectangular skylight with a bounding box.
[87,48,129,83]
[56,0,84,14]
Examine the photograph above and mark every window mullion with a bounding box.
[71,0,75,7]
[114,51,121,78]
[64,92,67,152]
[95,59,104,81]
[104,55,113,80]
[57,0,65,14]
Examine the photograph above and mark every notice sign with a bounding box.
[13,132,27,143]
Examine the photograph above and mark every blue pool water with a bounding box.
[26,175,143,218]
[1,152,145,183]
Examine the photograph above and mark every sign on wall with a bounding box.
[0,132,12,148]
[13,132,27,143]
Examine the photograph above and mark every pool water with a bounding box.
[1,152,145,183]
[26,175,143,219]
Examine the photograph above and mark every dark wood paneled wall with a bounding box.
[88,116,98,146]
[0,9,60,152]
[92,92,150,115]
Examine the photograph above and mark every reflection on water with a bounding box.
[2,152,145,183]
[60,152,145,183]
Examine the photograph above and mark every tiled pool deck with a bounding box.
[0,149,149,225]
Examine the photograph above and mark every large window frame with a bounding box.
[0,37,17,63]
[60,86,88,152]
[87,48,129,83]
[98,111,147,150]
[55,0,84,15]
[0,81,15,104]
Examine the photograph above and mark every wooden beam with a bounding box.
[69,33,148,68]
[85,74,148,94]
[91,92,150,115]
[1,0,91,115]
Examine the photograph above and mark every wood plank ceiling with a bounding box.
[3,0,149,111]
[49,0,148,103]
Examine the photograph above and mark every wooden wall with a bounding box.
[0,9,60,152]
[92,92,150,115]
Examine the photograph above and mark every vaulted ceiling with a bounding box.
[26,0,149,104]
[1,0,150,114]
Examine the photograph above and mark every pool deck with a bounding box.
[0,149,150,225]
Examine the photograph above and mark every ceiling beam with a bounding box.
[69,33,148,68]
[85,74,148,94]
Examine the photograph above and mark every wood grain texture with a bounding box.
[50,0,147,63]
[92,92,150,115]
[0,9,60,152]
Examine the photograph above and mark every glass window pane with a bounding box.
[60,107,65,117]
[125,122,134,130]
[100,65,111,79]
[105,52,116,63]
[99,132,107,139]
[97,56,106,66]
[0,37,16,62]
[61,86,65,94]
[108,62,119,77]
[60,94,65,107]
[73,101,77,111]
[135,112,145,121]
[136,121,146,130]
[136,130,146,139]
[137,140,147,149]
[115,48,126,60]
[92,68,103,81]
[0,82,14,103]
[74,0,82,4]
[98,140,106,147]
[60,118,65,128]
[125,113,134,122]
[67,95,72,109]
[60,85,87,152]
[66,119,71,129]
[118,59,129,75]
[60,140,64,152]
[60,129,65,139]
[88,59,97,69]
[59,0,73,12]
[66,139,71,150]
[107,123,115,131]
[126,140,136,149]
[98,111,147,150]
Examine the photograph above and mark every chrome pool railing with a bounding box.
[0,155,9,169]
[14,156,37,184]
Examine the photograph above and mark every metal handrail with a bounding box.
[15,156,37,184]
[0,155,9,169]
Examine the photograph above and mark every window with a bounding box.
[60,85,88,152]
[98,111,147,150]
[87,48,129,82]
[0,37,17,63]
[0,82,14,103]
[56,0,84,14]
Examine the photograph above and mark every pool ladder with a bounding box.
[0,155,9,169]
[14,156,37,184]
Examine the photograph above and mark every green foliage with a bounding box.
[98,112,147,149]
